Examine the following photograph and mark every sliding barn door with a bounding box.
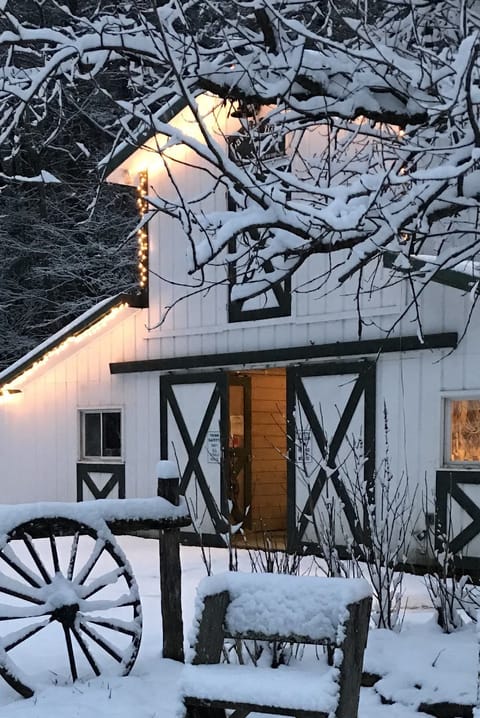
[287,361,376,552]
[160,372,228,536]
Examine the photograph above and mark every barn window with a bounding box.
[226,107,290,323]
[445,399,480,464]
[80,410,122,460]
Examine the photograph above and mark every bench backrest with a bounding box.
[191,571,371,653]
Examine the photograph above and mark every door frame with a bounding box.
[159,360,376,549]
[227,373,253,527]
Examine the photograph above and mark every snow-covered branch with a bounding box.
[0,0,478,299]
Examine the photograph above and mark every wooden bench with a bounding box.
[181,572,372,718]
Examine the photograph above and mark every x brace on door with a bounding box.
[160,374,229,534]
[288,361,376,550]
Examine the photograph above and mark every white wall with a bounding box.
[0,308,162,504]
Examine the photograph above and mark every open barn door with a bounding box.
[286,361,376,553]
[160,372,229,538]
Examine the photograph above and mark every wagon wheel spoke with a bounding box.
[78,622,123,663]
[83,616,141,638]
[74,539,106,586]
[0,604,49,619]
[19,531,51,584]
[0,663,34,700]
[71,627,101,676]
[3,618,51,652]
[0,579,44,606]
[67,532,80,581]
[48,528,60,574]
[63,625,78,682]
[81,595,141,612]
[0,546,42,588]
[81,567,127,599]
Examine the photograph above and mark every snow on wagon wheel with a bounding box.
[0,517,142,698]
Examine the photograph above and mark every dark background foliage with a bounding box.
[0,1,138,369]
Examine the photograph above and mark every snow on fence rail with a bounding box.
[0,496,190,538]
[193,571,372,643]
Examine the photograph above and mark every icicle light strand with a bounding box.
[136,170,149,290]
[0,304,129,400]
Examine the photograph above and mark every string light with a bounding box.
[136,170,149,291]
[0,303,129,400]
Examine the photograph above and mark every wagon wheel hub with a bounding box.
[50,602,80,628]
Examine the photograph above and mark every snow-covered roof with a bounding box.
[0,292,141,391]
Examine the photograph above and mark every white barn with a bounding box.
[0,94,478,570]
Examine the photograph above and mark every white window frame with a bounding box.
[79,408,123,462]
[442,392,480,467]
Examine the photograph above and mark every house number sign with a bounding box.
[299,430,312,463]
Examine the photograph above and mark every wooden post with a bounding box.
[157,461,184,662]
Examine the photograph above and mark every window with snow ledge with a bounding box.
[227,235,292,322]
[80,410,122,461]
[226,105,290,323]
[444,398,480,465]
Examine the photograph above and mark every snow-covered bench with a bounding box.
[181,572,372,718]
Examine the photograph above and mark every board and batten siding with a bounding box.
[0,309,160,504]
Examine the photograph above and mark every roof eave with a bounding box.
[0,292,140,390]
[101,96,189,180]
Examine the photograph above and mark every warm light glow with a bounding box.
[0,388,22,405]
[0,304,128,395]
[449,399,480,462]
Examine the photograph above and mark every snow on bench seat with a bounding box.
[192,572,372,644]
[181,661,339,714]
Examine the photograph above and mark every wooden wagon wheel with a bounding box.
[0,517,142,698]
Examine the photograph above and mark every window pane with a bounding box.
[450,400,480,462]
[84,413,101,457]
[102,412,121,457]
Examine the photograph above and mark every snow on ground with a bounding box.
[0,537,476,718]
